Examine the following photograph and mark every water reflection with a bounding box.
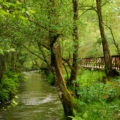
[0,72,64,120]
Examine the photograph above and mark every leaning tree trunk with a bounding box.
[108,26,120,54]
[70,0,79,85]
[96,0,113,76]
[48,0,75,118]
[51,36,75,119]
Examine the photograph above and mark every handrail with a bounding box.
[80,55,120,70]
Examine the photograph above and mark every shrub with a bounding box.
[0,71,22,104]
[48,73,54,85]
[73,70,120,120]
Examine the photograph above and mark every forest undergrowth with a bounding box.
[47,68,120,120]
[71,68,120,120]
[0,71,25,109]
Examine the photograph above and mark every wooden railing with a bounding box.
[80,55,120,70]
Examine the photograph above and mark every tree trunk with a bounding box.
[107,26,120,54]
[50,34,56,71]
[11,52,15,71]
[48,1,76,118]
[70,0,79,85]
[0,55,5,83]
[96,0,113,76]
[37,41,52,72]
[51,37,75,119]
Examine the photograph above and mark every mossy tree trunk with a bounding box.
[51,36,75,119]
[48,1,75,118]
[96,0,113,76]
[70,0,79,86]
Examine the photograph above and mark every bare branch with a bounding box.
[38,42,50,50]
[23,45,45,61]
[105,24,120,54]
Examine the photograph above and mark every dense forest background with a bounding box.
[0,0,120,120]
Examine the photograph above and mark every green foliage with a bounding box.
[64,74,69,81]
[73,99,120,120]
[0,0,26,19]
[77,69,105,87]
[18,72,26,82]
[0,0,120,118]
[77,82,119,103]
[48,73,54,85]
[0,71,24,103]
[72,70,120,120]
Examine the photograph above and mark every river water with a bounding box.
[0,72,64,120]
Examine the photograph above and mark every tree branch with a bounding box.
[23,45,45,61]
[105,24,120,54]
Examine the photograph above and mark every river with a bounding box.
[0,72,64,120]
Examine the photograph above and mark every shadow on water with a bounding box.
[0,72,65,120]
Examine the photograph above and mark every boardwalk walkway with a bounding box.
[80,55,120,70]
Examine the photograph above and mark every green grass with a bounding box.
[77,68,106,87]
[72,69,120,120]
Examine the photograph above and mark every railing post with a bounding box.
[81,55,120,71]
[119,56,120,70]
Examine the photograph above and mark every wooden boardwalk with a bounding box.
[80,55,120,70]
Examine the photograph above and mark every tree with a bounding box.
[106,25,120,54]
[69,0,79,87]
[96,0,113,76]
[48,0,75,118]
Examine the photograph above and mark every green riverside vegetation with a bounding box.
[0,71,25,105]
[72,69,120,120]
[0,0,120,120]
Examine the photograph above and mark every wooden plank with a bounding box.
[80,55,120,71]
